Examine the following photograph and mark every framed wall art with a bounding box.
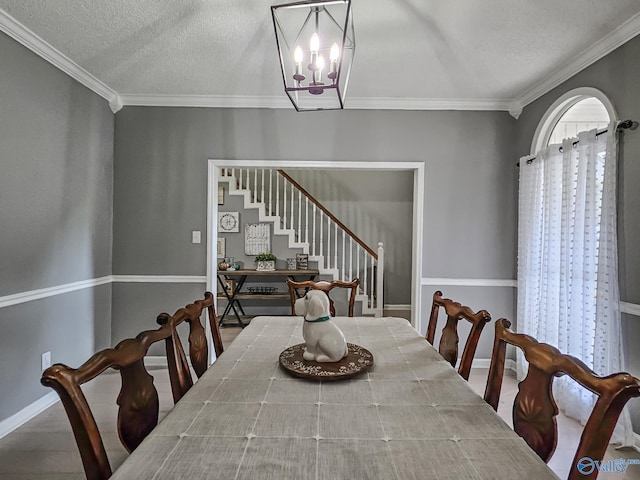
[245,223,271,255]
[218,211,239,233]
[296,253,308,269]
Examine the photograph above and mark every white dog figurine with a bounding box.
[295,290,348,363]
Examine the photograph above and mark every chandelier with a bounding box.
[271,0,355,111]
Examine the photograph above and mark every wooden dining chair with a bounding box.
[156,291,224,403]
[425,290,492,380]
[484,318,640,480]
[286,278,360,317]
[40,326,171,480]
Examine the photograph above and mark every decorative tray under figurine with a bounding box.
[279,343,374,381]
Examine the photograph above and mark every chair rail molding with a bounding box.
[0,275,206,308]
[421,277,518,288]
[0,276,112,309]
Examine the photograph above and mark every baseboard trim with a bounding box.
[384,304,411,311]
[144,356,169,367]
[422,278,518,288]
[471,358,517,372]
[0,391,59,440]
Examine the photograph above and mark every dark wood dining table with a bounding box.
[110,315,558,479]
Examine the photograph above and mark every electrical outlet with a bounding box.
[41,351,51,370]
[192,230,201,244]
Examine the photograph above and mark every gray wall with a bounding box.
[513,34,640,430]
[113,107,518,360]
[0,32,114,421]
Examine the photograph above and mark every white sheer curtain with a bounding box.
[517,123,634,446]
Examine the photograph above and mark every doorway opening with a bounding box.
[207,159,425,334]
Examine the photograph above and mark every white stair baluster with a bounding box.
[290,182,294,233]
[305,197,309,246]
[341,231,345,280]
[363,252,368,304]
[356,245,361,293]
[312,204,316,256]
[327,216,331,269]
[269,170,273,216]
[253,169,258,202]
[319,210,324,264]
[371,256,375,309]
[349,237,353,281]
[297,190,302,242]
[283,180,287,229]
[276,173,280,218]
[334,221,338,274]
[261,169,265,204]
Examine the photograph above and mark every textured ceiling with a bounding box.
[1,0,640,110]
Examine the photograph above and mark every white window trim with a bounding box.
[530,87,618,155]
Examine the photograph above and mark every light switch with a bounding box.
[192,231,201,244]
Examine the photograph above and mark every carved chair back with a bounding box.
[156,291,223,403]
[287,278,360,317]
[425,290,491,380]
[40,326,171,480]
[484,318,640,479]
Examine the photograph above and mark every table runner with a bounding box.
[111,316,558,480]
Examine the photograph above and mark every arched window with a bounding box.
[530,87,618,154]
[546,97,609,145]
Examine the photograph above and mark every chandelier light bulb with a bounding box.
[330,42,340,62]
[293,45,305,80]
[310,33,320,54]
[328,42,339,80]
[313,55,324,83]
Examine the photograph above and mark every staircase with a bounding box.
[218,168,384,316]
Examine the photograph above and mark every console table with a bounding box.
[216,269,319,327]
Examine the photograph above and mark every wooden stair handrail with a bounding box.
[277,169,378,260]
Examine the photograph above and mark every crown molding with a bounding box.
[118,93,512,111]
[0,8,119,107]
[118,94,292,109]
[516,12,640,109]
[345,97,512,111]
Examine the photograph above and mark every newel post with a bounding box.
[376,242,384,317]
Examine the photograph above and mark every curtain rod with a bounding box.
[517,119,637,167]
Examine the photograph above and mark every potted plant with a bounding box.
[255,253,277,271]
